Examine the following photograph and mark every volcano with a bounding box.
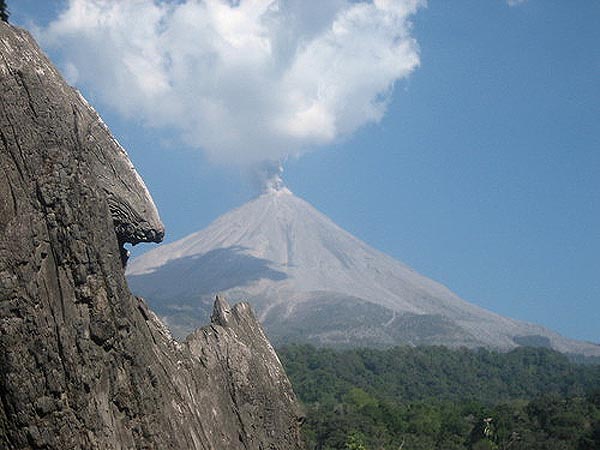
[126,180,600,356]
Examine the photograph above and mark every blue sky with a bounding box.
[9,0,600,343]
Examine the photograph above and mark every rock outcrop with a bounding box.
[0,21,302,449]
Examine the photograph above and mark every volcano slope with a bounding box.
[128,183,600,357]
[0,21,302,449]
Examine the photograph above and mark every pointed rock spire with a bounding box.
[211,294,232,326]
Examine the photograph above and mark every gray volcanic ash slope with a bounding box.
[128,182,600,357]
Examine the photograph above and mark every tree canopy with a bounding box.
[277,345,600,449]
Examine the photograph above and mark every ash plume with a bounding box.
[41,0,424,165]
[252,160,287,194]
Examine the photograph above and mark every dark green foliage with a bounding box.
[278,345,600,449]
[0,0,8,23]
[279,345,600,405]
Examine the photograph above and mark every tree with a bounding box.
[1,0,8,23]
[345,431,368,450]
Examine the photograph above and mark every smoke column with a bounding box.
[42,0,423,168]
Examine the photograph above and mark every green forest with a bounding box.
[277,345,600,450]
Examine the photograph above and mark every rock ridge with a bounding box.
[0,21,302,449]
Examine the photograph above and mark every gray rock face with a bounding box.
[0,21,302,449]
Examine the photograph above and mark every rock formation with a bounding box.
[0,21,302,449]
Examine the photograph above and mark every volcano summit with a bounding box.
[127,178,600,356]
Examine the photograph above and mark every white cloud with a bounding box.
[43,0,424,165]
[506,0,527,6]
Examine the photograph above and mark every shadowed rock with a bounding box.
[0,21,302,449]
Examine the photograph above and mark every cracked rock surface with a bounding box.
[0,22,302,449]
